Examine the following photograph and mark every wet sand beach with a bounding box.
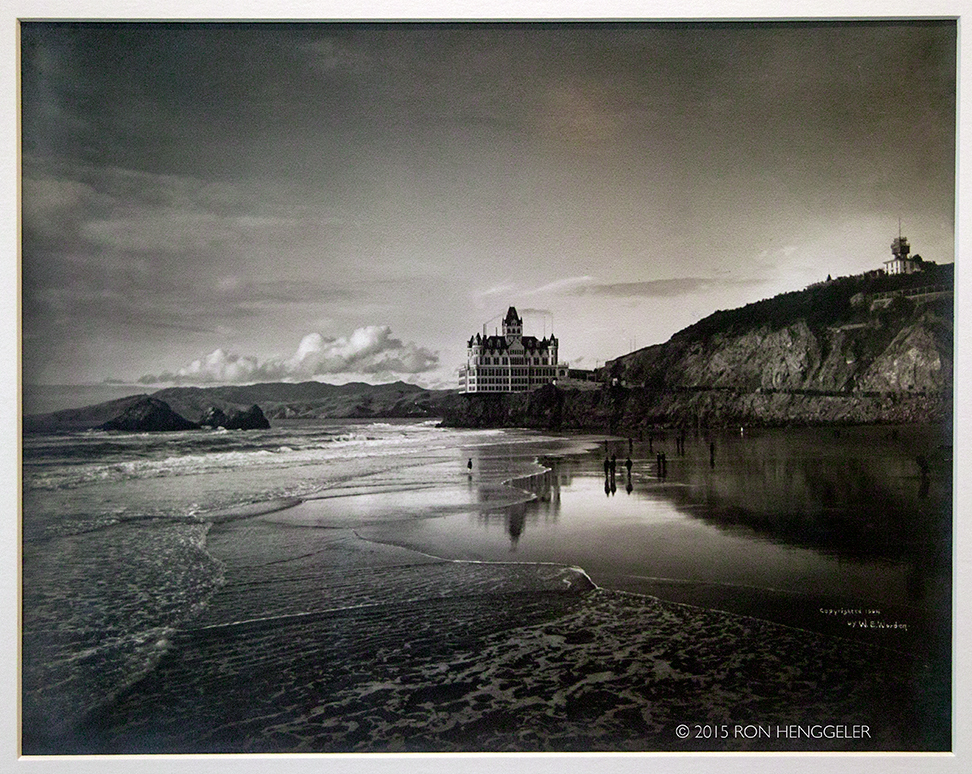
[23,425,950,754]
[73,498,945,753]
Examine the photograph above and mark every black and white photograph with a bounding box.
[11,6,964,767]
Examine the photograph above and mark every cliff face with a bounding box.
[619,310,951,397]
[444,270,953,431]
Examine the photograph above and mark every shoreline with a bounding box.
[73,519,944,753]
[65,458,948,754]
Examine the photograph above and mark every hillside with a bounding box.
[22,394,152,433]
[150,381,458,422]
[24,381,460,433]
[444,267,954,432]
[606,266,952,395]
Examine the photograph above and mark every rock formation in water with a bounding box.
[199,406,228,428]
[222,404,271,430]
[98,397,199,432]
[23,394,153,433]
[198,406,229,428]
[24,381,452,433]
[27,396,274,433]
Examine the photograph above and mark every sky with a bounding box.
[20,20,957,393]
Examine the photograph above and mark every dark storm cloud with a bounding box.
[22,150,356,349]
[23,259,353,338]
[19,21,956,386]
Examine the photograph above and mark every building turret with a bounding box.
[891,235,911,259]
[502,306,523,341]
[468,332,482,360]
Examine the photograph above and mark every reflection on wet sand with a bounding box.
[415,425,950,661]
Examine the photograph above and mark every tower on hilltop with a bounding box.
[884,223,921,276]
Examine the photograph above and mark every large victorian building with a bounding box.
[459,307,568,393]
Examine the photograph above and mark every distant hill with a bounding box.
[150,380,459,423]
[24,381,460,433]
[23,394,152,433]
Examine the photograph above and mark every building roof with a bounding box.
[504,306,522,325]
[467,333,557,352]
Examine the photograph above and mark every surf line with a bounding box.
[199,496,304,523]
[349,529,599,591]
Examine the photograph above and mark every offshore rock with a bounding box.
[24,394,152,433]
[198,406,229,428]
[99,397,198,432]
[223,404,271,430]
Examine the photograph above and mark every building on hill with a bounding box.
[458,306,569,393]
[884,233,924,275]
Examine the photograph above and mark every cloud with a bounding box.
[139,326,439,385]
[472,283,518,302]
[522,276,596,296]
[569,277,766,299]
[516,307,552,316]
[22,157,349,262]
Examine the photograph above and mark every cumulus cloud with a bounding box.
[139,326,439,385]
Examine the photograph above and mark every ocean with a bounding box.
[22,419,587,747]
[21,418,952,752]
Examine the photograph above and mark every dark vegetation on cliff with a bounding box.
[673,263,951,345]
[608,265,952,396]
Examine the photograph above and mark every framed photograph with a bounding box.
[7,2,967,773]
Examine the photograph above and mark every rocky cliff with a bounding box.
[443,267,953,431]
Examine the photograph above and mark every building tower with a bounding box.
[884,221,919,276]
[502,306,523,340]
